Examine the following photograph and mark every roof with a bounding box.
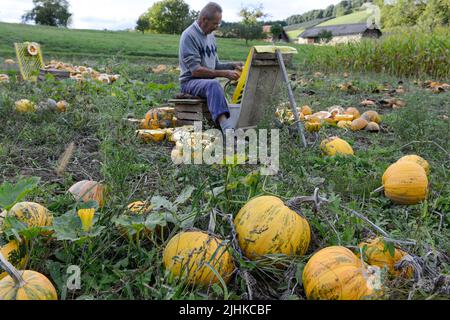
[262,25,272,33]
[299,23,380,38]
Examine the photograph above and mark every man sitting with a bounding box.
[178,2,243,133]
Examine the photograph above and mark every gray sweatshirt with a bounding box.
[179,21,234,84]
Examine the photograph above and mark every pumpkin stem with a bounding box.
[371,186,384,194]
[0,252,27,287]
[287,188,329,213]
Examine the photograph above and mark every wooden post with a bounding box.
[275,49,307,148]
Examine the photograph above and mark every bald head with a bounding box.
[197,2,222,34]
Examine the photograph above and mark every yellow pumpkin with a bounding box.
[136,129,167,143]
[365,122,380,132]
[68,180,105,208]
[15,99,36,113]
[0,252,57,300]
[56,100,68,113]
[358,238,413,278]
[320,137,354,156]
[234,196,310,259]
[397,155,430,175]
[305,121,321,133]
[323,117,338,126]
[140,107,175,129]
[26,42,39,56]
[351,118,368,131]
[163,231,234,286]
[8,202,53,229]
[117,201,154,238]
[361,111,381,124]
[337,120,352,129]
[0,241,28,280]
[304,116,321,124]
[345,107,360,119]
[302,246,378,300]
[301,105,312,116]
[334,114,354,122]
[382,162,428,205]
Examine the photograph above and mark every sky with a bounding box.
[0,0,343,30]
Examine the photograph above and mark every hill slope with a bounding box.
[0,22,294,63]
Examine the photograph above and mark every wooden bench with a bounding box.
[169,94,213,126]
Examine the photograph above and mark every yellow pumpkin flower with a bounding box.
[77,208,95,232]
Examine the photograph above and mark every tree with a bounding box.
[270,23,284,41]
[380,0,426,28]
[317,30,333,43]
[145,0,195,34]
[236,23,264,45]
[136,15,150,34]
[22,0,72,27]
[418,0,450,30]
[238,4,268,45]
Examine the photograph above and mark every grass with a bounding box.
[0,22,449,300]
[293,27,450,80]
[0,22,301,64]
[317,10,371,26]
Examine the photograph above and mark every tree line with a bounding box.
[286,0,372,25]
[17,0,450,36]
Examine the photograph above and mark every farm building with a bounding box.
[262,25,291,43]
[298,23,382,45]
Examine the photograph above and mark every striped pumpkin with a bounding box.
[0,241,28,280]
[358,238,413,278]
[234,196,310,259]
[303,246,378,300]
[116,201,154,238]
[163,231,235,286]
[8,202,53,229]
[0,252,58,300]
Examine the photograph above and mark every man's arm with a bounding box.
[181,34,240,80]
[192,66,240,81]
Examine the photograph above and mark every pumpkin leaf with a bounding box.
[0,176,40,210]
[174,185,195,205]
[151,196,176,212]
[53,210,104,242]
[2,215,48,241]
[386,241,396,258]
[144,212,168,229]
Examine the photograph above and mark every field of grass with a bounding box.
[0,22,449,301]
[0,22,295,64]
[317,10,371,26]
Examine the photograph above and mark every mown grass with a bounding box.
[0,22,290,64]
[317,10,370,26]
[0,54,448,300]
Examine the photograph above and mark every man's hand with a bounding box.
[224,70,241,81]
[233,62,244,71]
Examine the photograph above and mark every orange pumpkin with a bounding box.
[382,162,428,205]
[68,180,105,208]
[358,237,413,278]
[303,246,380,300]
